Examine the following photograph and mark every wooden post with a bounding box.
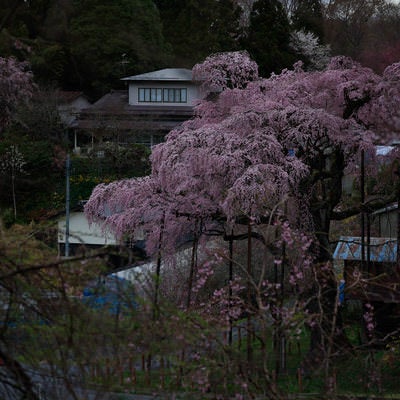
[119,360,124,386]
[141,354,145,370]
[297,368,303,392]
[145,354,151,386]
[247,222,253,367]
[106,358,110,382]
[229,232,234,345]
[160,357,165,389]
[129,357,136,386]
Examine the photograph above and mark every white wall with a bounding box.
[58,212,117,246]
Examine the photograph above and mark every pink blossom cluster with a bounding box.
[193,270,245,327]
[192,50,259,94]
[192,261,215,295]
[0,57,35,131]
[363,303,375,337]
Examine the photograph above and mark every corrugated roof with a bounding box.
[372,202,398,215]
[121,68,193,82]
[333,236,397,262]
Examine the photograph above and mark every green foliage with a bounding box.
[0,0,171,97]
[0,135,61,220]
[65,144,150,206]
[243,0,297,77]
[29,41,69,86]
[69,0,171,97]
[86,142,151,179]
[1,223,400,398]
[156,0,242,67]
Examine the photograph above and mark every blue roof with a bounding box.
[333,236,397,262]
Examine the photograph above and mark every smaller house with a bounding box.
[57,206,146,268]
[334,236,398,287]
[56,91,92,154]
[333,235,400,339]
[58,211,118,256]
[371,202,399,238]
[56,91,91,128]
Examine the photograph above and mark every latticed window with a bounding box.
[138,88,187,103]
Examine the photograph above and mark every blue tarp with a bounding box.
[82,275,137,314]
[333,236,397,263]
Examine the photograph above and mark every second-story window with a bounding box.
[138,88,162,102]
[138,88,187,103]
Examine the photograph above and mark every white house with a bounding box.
[121,68,200,107]
[74,68,202,149]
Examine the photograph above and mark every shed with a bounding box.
[333,236,400,303]
[333,236,400,339]
[333,236,397,263]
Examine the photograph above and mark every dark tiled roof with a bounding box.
[75,90,194,131]
[56,90,87,104]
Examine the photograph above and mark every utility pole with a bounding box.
[360,149,365,273]
[396,155,400,276]
[390,140,400,274]
[396,159,400,273]
[65,154,71,257]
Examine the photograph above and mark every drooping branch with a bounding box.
[0,348,40,400]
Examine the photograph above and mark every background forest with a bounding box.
[1,0,400,99]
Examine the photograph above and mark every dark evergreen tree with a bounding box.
[243,0,296,77]
[155,0,243,67]
[0,0,172,97]
[0,0,75,87]
[68,0,171,98]
[291,0,324,41]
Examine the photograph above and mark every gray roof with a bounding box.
[121,68,193,82]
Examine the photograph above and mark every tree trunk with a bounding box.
[301,148,351,372]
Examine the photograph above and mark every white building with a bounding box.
[57,211,118,256]
[74,68,202,149]
[122,68,200,107]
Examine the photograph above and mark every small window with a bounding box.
[150,88,162,102]
[181,89,187,102]
[138,88,145,102]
